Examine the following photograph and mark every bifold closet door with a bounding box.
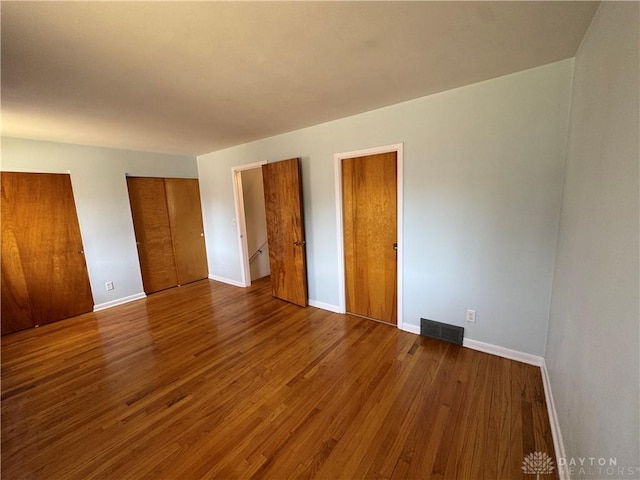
[127,177,207,295]
[1,172,94,335]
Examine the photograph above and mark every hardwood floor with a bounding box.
[1,277,557,479]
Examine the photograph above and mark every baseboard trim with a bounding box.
[208,274,246,288]
[540,359,568,479]
[93,292,146,312]
[462,339,565,476]
[308,299,341,313]
[462,338,544,367]
[400,323,421,335]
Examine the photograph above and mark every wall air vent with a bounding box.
[420,318,464,346]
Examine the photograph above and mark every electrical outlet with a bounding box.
[105,281,114,291]
[465,309,476,323]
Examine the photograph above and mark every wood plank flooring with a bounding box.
[1,277,557,479]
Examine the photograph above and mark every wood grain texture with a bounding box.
[262,158,308,307]
[1,180,34,334]
[1,173,93,334]
[164,178,208,285]
[127,177,178,294]
[342,152,397,324]
[1,277,557,480]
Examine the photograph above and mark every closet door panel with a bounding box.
[1,182,34,334]
[1,173,94,334]
[127,177,178,294]
[164,178,208,285]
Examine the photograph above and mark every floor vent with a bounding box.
[420,318,464,346]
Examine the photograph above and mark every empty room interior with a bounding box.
[1,2,638,479]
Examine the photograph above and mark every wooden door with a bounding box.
[262,158,308,307]
[1,184,35,335]
[342,152,397,324]
[127,177,178,294]
[165,178,208,285]
[1,172,94,335]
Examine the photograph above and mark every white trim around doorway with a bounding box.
[333,143,405,331]
[231,161,267,288]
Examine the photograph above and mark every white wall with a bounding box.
[546,2,640,474]
[198,60,573,356]
[241,167,270,280]
[1,137,198,307]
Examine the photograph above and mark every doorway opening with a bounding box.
[232,162,270,287]
[334,143,404,329]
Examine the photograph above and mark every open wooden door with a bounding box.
[1,172,94,335]
[262,158,308,307]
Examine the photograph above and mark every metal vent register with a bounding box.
[420,318,464,346]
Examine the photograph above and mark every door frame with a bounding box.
[334,143,404,329]
[231,161,267,287]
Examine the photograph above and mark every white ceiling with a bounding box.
[1,1,599,156]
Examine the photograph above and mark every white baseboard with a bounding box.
[93,292,146,312]
[403,330,544,367]
[463,339,565,477]
[308,299,342,313]
[540,359,568,480]
[462,338,544,367]
[400,323,420,335]
[208,274,246,288]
